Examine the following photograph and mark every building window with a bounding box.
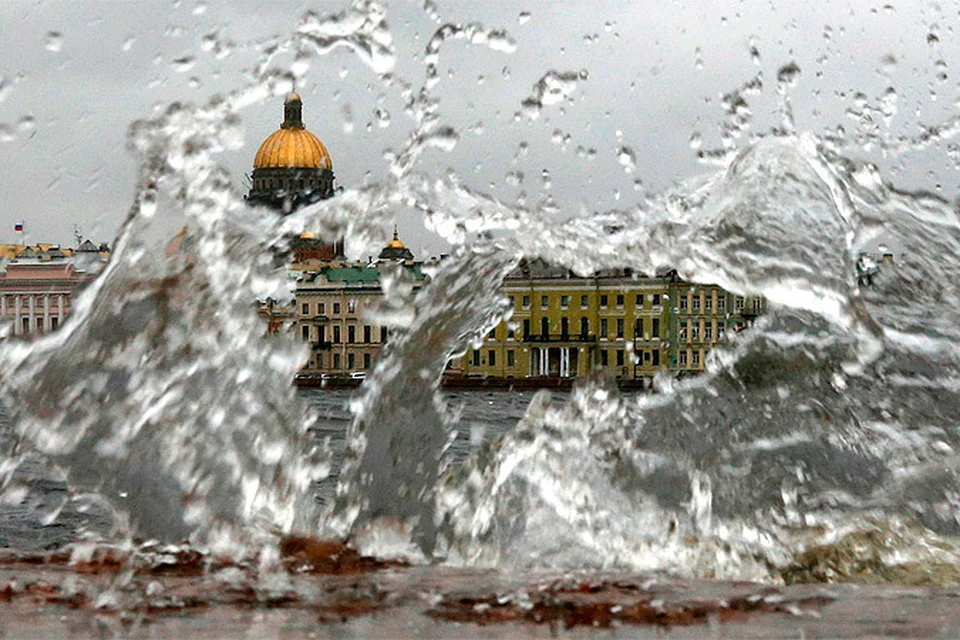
[616,349,625,366]
[691,324,700,341]
[507,350,516,367]
[679,325,687,341]
[580,317,589,336]
[347,300,357,314]
[363,353,371,369]
[753,297,763,313]
[333,302,341,315]
[561,316,569,337]
[705,323,713,341]
[735,296,745,310]
[634,318,643,338]
[319,303,325,314]
[333,353,341,369]
[692,350,701,366]
[600,318,608,338]
[489,350,496,367]
[652,294,661,306]
[333,326,341,343]
[692,295,700,311]
[301,325,310,341]
[540,295,549,309]
[600,294,608,308]
[616,294,624,308]
[541,317,549,337]
[522,295,531,309]
[635,294,644,307]
[472,350,481,366]
[652,350,660,366]
[301,303,309,315]
[679,295,688,310]
[616,318,624,338]
[600,350,609,366]
[380,327,388,342]
[316,353,323,368]
[652,318,660,338]
[364,325,371,343]
[705,295,713,311]
[348,353,355,369]
[348,325,356,343]
[22,317,29,334]
[560,295,570,308]
[717,296,726,311]
[51,317,58,330]
[717,323,726,340]
[679,350,688,367]
[580,294,588,308]
[507,328,515,340]
[523,318,531,338]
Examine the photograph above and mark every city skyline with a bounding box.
[0,1,956,255]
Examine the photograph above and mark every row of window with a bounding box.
[255,176,324,193]
[515,292,664,311]
[312,351,373,370]
[678,295,760,313]
[491,317,664,340]
[469,347,664,369]
[677,320,728,343]
[301,300,359,316]
[300,324,388,344]
[677,349,705,368]
[16,316,59,334]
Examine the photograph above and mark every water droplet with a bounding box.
[501,66,511,80]
[17,116,36,134]
[540,169,552,189]
[122,36,136,52]
[927,32,940,46]
[374,107,391,128]
[172,56,196,73]
[617,146,636,173]
[193,1,207,15]
[0,77,10,103]
[505,171,523,186]
[45,32,63,53]
[879,54,897,75]
[518,12,531,25]
[689,132,703,150]
[694,47,703,70]
[0,123,15,143]
[777,61,801,87]
[477,74,485,85]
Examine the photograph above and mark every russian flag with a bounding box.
[14,222,22,232]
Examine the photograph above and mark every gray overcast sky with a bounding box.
[0,1,957,257]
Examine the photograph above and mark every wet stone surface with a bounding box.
[0,539,959,637]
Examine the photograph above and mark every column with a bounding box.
[43,294,50,332]
[14,296,21,336]
[1,295,6,320]
[28,296,35,335]
[57,294,64,324]
[542,349,549,377]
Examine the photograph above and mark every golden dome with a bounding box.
[387,227,404,248]
[253,94,332,170]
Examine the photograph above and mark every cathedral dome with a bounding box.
[253,94,332,170]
